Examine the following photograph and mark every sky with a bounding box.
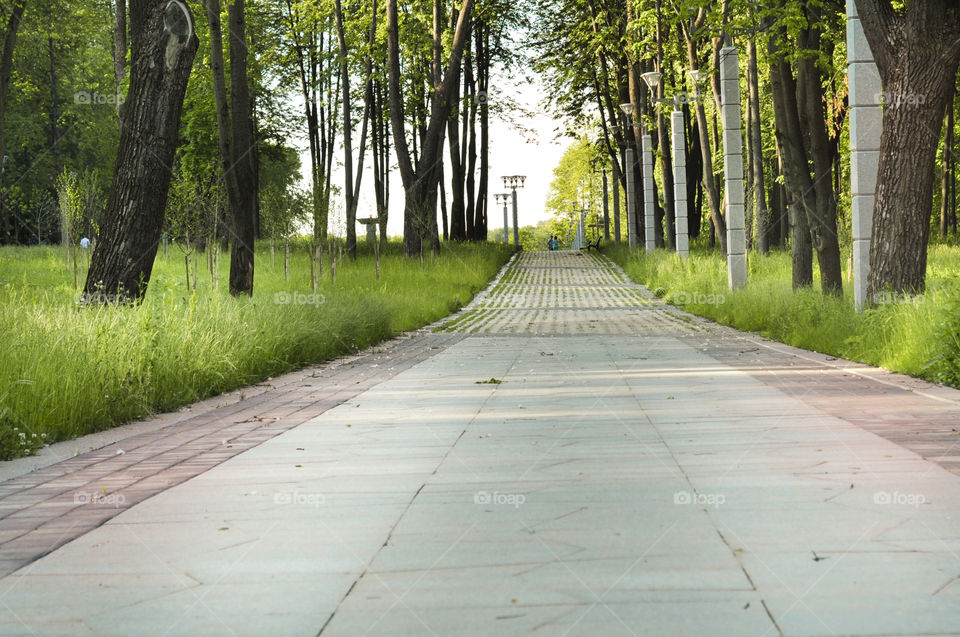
[301,72,573,240]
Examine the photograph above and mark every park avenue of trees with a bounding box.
[0,0,957,304]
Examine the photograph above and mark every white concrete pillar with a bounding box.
[672,110,689,260]
[511,190,520,250]
[642,133,656,252]
[626,147,637,248]
[847,0,881,311]
[502,202,509,243]
[720,46,747,289]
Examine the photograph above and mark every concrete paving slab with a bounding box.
[2,251,960,635]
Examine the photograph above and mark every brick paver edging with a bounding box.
[0,332,464,577]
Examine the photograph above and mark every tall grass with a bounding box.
[604,242,960,388]
[0,241,512,458]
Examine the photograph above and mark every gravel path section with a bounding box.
[442,251,711,335]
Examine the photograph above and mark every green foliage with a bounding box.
[604,243,960,389]
[0,241,512,458]
[545,135,615,247]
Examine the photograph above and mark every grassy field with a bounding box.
[604,242,960,389]
[0,240,513,459]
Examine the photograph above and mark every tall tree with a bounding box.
[856,0,960,298]
[386,0,475,256]
[767,2,844,294]
[113,0,126,103]
[83,0,198,302]
[0,0,26,244]
[333,0,372,258]
[206,0,257,295]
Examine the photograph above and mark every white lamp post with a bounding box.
[719,47,747,289]
[494,193,511,244]
[847,0,881,311]
[501,176,526,251]
[619,103,638,249]
[641,70,698,261]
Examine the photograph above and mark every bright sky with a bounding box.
[305,72,572,239]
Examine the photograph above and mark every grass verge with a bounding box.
[0,241,513,459]
[604,242,960,389]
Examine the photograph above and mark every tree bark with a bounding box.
[856,0,960,297]
[0,0,25,244]
[113,0,127,105]
[386,0,475,256]
[83,0,197,302]
[769,44,813,288]
[795,17,843,294]
[939,82,955,239]
[747,39,769,255]
[682,11,726,254]
[226,0,256,295]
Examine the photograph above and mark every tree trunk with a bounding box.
[0,0,25,245]
[683,18,726,254]
[83,0,197,302]
[447,78,466,240]
[857,0,960,297]
[654,3,674,249]
[940,84,955,239]
[796,20,842,294]
[769,46,813,288]
[113,0,127,108]
[47,38,61,191]
[333,0,356,257]
[747,39,769,255]
[474,21,489,240]
[386,0,474,256]
[226,0,256,295]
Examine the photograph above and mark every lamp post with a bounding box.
[501,175,525,251]
[494,193,511,243]
[592,162,610,241]
[572,207,587,250]
[641,128,655,253]
[619,103,638,249]
[847,0,881,311]
[640,70,705,261]
[719,46,747,289]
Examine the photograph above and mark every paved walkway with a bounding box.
[2,251,960,636]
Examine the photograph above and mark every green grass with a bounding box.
[604,242,960,389]
[0,240,513,459]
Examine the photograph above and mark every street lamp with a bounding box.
[571,206,587,250]
[592,160,610,241]
[501,175,526,251]
[624,99,655,253]
[494,193,512,244]
[640,69,708,261]
[619,103,639,249]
